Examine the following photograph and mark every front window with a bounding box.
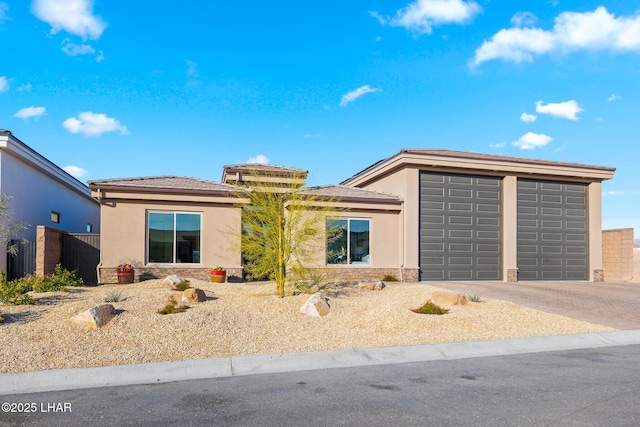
[326,218,370,265]
[147,212,201,263]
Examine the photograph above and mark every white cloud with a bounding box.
[185,60,198,78]
[246,154,269,164]
[373,0,481,34]
[304,133,320,138]
[513,132,553,150]
[17,83,32,92]
[520,112,538,122]
[62,112,129,136]
[95,50,104,62]
[608,93,621,101]
[535,100,583,120]
[603,190,625,196]
[0,76,8,92]
[0,2,9,23]
[340,85,379,106]
[63,165,87,178]
[489,141,507,148]
[14,106,46,120]
[472,7,640,66]
[32,0,107,39]
[62,41,95,56]
[511,12,537,28]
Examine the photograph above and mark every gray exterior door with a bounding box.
[517,179,588,280]
[419,172,502,281]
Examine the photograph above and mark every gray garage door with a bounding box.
[419,172,502,281]
[517,179,588,280]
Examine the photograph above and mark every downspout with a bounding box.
[95,189,103,285]
[399,202,404,282]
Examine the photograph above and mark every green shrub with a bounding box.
[32,264,83,293]
[158,297,189,315]
[382,275,399,282]
[173,282,191,292]
[411,301,448,315]
[0,272,37,306]
[105,290,123,303]
[468,294,483,303]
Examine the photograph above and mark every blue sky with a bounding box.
[1,0,639,237]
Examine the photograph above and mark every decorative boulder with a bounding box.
[300,292,330,317]
[357,281,385,291]
[182,288,206,303]
[428,292,468,309]
[161,275,188,290]
[73,304,116,329]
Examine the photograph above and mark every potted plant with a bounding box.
[117,263,135,284]
[210,266,226,283]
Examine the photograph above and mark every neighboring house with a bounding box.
[0,130,100,274]
[89,149,616,284]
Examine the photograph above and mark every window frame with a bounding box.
[51,211,60,224]
[146,210,203,265]
[326,217,371,266]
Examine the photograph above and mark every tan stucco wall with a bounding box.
[99,199,242,272]
[602,228,634,282]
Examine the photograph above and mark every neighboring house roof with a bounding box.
[0,129,97,203]
[88,176,238,196]
[302,185,402,204]
[342,148,617,186]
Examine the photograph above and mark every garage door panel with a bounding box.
[517,179,588,280]
[420,172,502,281]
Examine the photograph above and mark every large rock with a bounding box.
[300,292,330,317]
[73,304,116,329]
[428,292,468,309]
[357,281,385,291]
[182,288,206,303]
[161,275,188,290]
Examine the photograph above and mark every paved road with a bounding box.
[2,345,640,426]
[431,281,640,330]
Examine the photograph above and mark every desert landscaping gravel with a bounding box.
[0,279,615,374]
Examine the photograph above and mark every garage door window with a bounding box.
[326,218,370,265]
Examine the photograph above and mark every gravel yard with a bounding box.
[0,279,616,374]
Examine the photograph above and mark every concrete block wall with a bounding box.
[35,225,64,276]
[602,228,634,282]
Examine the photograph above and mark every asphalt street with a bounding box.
[2,344,640,426]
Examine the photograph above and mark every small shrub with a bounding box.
[382,275,398,282]
[105,290,123,303]
[0,272,37,306]
[468,294,483,303]
[411,301,449,315]
[173,282,191,292]
[158,297,189,315]
[32,264,83,293]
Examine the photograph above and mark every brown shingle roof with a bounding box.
[302,185,402,204]
[88,176,238,196]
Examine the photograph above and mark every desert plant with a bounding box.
[382,274,398,282]
[105,290,123,303]
[158,297,189,315]
[468,294,483,303]
[230,168,341,298]
[0,272,37,305]
[172,282,191,292]
[31,264,83,292]
[411,301,449,315]
[0,194,28,256]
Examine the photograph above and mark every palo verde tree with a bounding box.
[231,167,340,298]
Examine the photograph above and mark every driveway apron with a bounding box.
[428,281,640,330]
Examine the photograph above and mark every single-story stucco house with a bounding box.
[88,149,615,284]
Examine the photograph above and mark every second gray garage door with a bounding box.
[517,179,589,280]
[419,172,502,281]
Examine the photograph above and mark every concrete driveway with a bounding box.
[430,281,640,330]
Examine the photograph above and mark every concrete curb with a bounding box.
[2,330,640,395]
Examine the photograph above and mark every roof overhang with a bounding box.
[342,149,617,187]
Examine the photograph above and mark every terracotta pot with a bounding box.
[117,270,135,284]
[210,271,226,283]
